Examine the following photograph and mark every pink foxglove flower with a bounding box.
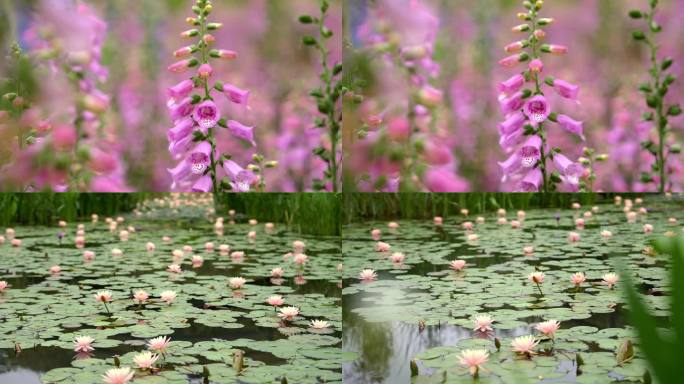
[166,1,256,193]
[496,2,586,192]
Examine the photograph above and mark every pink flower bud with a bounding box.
[212,49,238,60]
[174,46,194,58]
[528,59,543,74]
[197,64,213,79]
[168,59,198,73]
[498,54,520,68]
[203,34,216,45]
[504,41,525,53]
[546,44,567,55]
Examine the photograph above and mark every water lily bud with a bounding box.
[232,350,244,373]
[410,359,419,377]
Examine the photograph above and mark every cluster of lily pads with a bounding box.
[343,195,680,383]
[0,194,342,383]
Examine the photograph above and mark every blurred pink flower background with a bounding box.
[0,0,341,191]
[344,0,684,192]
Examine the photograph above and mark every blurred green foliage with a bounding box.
[0,193,143,225]
[617,234,684,384]
[216,193,341,236]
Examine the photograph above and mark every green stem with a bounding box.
[198,11,219,194]
[535,282,544,296]
[529,9,548,193]
[318,8,338,193]
[103,302,111,316]
[646,7,666,193]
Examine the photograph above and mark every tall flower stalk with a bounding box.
[497,0,585,192]
[629,0,682,193]
[299,0,343,192]
[167,0,260,193]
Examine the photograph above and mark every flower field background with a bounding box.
[0,0,341,192]
[343,0,684,192]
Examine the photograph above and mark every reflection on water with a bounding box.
[342,206,674,384]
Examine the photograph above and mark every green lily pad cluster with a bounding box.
[0,201,342,383]
[342,198,680,383]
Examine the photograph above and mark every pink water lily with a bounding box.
[459,349,488,378]
[73,335,95,353]
[102,367,134,384]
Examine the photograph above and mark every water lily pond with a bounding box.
[0,199,342,383]
[342,197,680,383]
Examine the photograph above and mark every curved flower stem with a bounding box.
[535,282,544,296]
[103,302,111,317]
